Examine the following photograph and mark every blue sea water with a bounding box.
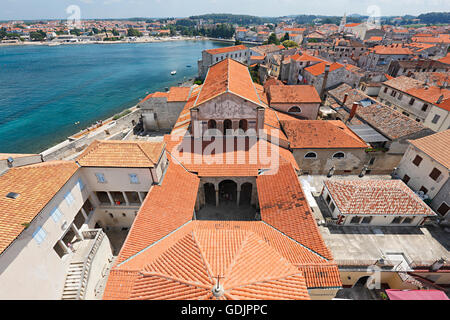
[0,40,228,153]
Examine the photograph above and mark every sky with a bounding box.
[1,0,449,21]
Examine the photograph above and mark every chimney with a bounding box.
[430,258,446,272]
[343,93,349,104]
[437,95,444,104]
[348,102,359,121]
[320,64,331,101]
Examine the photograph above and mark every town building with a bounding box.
[197,45,249,79]
[378,76,450,129]
[395,129,450,221]
[321,179,436,226]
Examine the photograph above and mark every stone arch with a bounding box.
[353,276,370,288]
[219,180,237,205]
[208,119,217,129]
[223,119,232,135]
[239,182,252,206]
[204,183,216,206]
[239,119,248,133]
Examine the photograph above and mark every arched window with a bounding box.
[288,106,301,113]
[333,152,345,159]
[223,119,232,135]
[207,120,217,129]
[304,152,317,159]
[239,119,248,133]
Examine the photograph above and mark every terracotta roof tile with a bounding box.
[257,160,334,261]
[324,180,437,216]
[304,62,344,76]
[0,161,79,254]
[205,45,247,55]
[167,87,191,102]
[115,155,199,265]
[194,59,264,108]
[280,120,368,149]
[409,129,450,169]
[269,85,321,104]
[76,140,165,168]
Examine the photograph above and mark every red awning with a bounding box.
[386,289,449,300]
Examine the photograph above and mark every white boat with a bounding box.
[171,70,177,75]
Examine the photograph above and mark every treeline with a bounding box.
[417,12,450,24]
[166,23,235,39]
[188,14,274,25]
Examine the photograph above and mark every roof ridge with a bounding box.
[260,220,330,262]
[136,142,157,165]
[221,230,253,284]
[191,230,215,285]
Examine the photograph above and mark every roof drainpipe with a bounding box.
[320,64,331,102]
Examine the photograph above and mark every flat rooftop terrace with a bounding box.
[318,224,450,267]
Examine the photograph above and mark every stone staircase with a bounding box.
[61,229,105,300]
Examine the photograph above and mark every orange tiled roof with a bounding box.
[140,91,168,103]
[164,135,298,176]
[372,45,414,55]
[324,180,437,216]
[0,161,79,254]
[345,23,361,28]
[269,85,321,104]
[205,44,247,55]
[105,221,311,300]
[409,129,450,169]
[193,58,265,108]
[304,62,344,76]
[280,120,368,149]
[76,140,165,168]
[115,155,199,265]
[257,160,334,261]
[167,87,191,102]
[438,53,450,65]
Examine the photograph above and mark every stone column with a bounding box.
[80,207,88,220]
[59,240,70,254]
[122,192,130,206]
[215,189,219,207]
[106,192,115,206]
[138,192,144,204]
[236,184,241,207]
[71,224,83,241]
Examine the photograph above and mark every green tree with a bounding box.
[30,30,46,41]
[127,28,142,37]
[112,28,119,36]
[282,40,298,48]
[0,28,7,39]
[267,33,280,45]
[281,32,290,42]
[92,28,99,34]
[70,28,81,36]
[235,39,242,45]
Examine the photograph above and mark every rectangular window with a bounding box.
[431,114,441,124]
[383,87,388,93]
[402,217,413,224]
[409,98,415,105]
[398,93,403,100]
[129,173,139,184]
[361,216,373,224]
[429,168,441,181]
[64,191,74,206]
[51,207,62,222]
[392,217,403,224]
[329,202,336,212]
[33,227,47,245]
[421,104,428,112]
[412,155,422,166]
[95,173,106,183]
[419,186,428,195]
[437,202,449,217]
[326,195,331,204]
[391,90,397,97]
[403,174,410,184]
[77,178,85,191]
[350,216,362,224]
